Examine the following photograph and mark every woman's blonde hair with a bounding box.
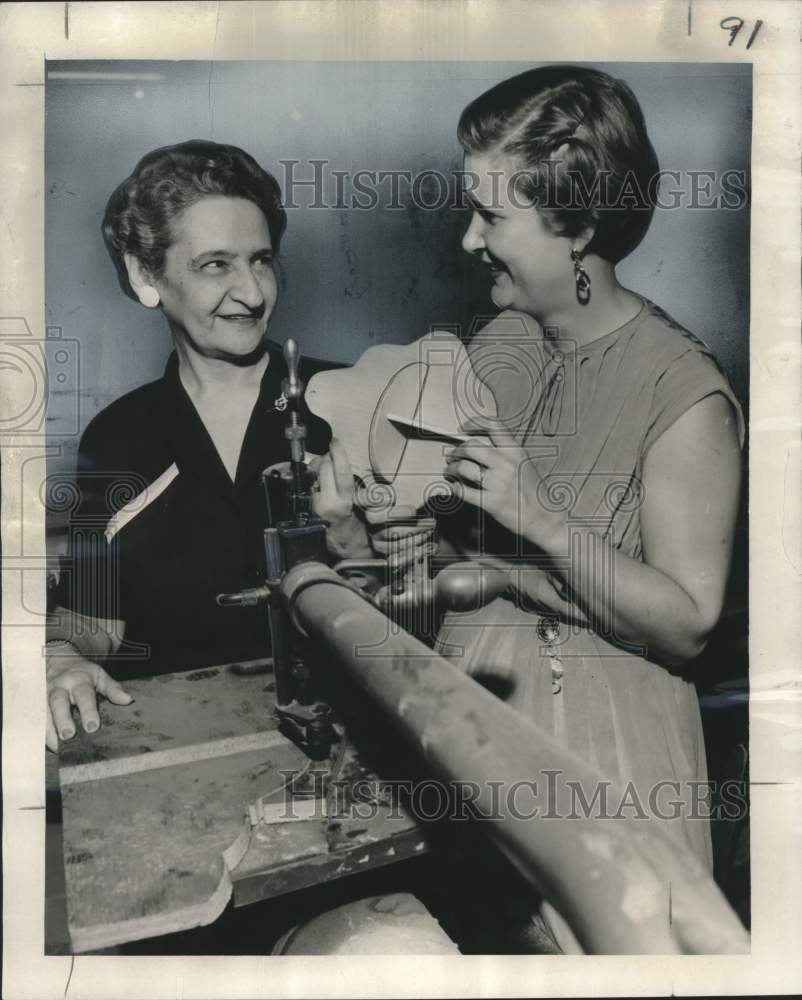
[458,65,660,263]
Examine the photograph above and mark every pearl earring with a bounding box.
[137,285,160,308]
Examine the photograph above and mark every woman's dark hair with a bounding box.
[458,66,660,263]
[102,140,287,300]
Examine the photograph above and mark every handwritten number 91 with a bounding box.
[720,17,763,49]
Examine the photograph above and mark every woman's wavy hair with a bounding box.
[458,66,660,263]
[102,140,286,300]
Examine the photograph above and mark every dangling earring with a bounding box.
[137,285,160,308]
[570,248,591,305]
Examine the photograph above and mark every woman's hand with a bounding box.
[470,555,589,626]
[309,438,372,559]
[443,418,565,549]
[363,505,436,572]
[46,649,133,753]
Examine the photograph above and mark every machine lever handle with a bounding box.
[216,585,272,607]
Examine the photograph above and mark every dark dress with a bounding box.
[55,342,332,676]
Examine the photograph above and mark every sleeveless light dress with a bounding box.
[436,298,745,872]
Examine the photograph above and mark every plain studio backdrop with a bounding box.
[45,59,750,481]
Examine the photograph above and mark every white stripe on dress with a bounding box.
[104,462,179,544]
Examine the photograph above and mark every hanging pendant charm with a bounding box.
[549,656,564,695]
[536,616,560,645]
[571,248,591,306]
[537,616,564,695]
[274,392,288,412]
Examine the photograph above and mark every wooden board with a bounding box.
[61,742,309,952]
[58,665,307,951]
[57,662,423,952]
[57,662,281,769]
[306,330,498,511]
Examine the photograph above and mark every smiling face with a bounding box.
[153,196,277,361]
[462,151,583,321]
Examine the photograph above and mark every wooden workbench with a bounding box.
[55,660,428,953]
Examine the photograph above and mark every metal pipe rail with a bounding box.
[281,561,749,955]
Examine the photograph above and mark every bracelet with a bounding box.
[44,638,81,656]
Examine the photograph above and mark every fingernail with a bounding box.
[85,720,99,733]
[60,727,75,741]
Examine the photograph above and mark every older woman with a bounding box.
[436,65,744,881]
[45,139,461,959]
[45,140,366,751]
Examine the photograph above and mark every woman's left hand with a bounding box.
[308,438,372,559]
[443,418,565,549]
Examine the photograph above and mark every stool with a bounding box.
[272,893,460,955]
